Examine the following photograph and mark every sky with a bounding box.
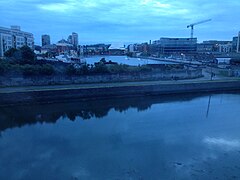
[0,0,240,45]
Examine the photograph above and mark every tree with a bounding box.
[19,46,36,64]
[66,64,76,75]
[40,64,55,75]
[0,60,8,74]
[4,46,36,65]
[4,48,18,58]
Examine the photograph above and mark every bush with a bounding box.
[66,65,76,75]
[108,64,129,73]
[22,65,39,76]
[0,60,8,74]
[76,64,90,75]
[92,63,109,74]
[40,64,55,75]
[139,65,152,72]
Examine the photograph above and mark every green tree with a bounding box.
[4,48,18,58]
[19,46,36,64]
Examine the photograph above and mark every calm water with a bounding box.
[1,93,240,180]
[84,56,174,66]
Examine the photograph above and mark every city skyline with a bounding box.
[1,0,240,45]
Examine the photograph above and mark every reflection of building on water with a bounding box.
[206,95,212,118]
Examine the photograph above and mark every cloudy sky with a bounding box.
[0,0,240,45]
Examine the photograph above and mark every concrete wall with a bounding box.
[1,80,240,106]
[0,69,202,87]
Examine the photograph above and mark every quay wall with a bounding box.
[0,70,202,87]
[1,80,240,106]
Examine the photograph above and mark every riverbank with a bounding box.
[139,56,202,65]
[1,79,240,106]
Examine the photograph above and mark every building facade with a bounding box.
[71,32,78,48]
[56,39,73,54]
[232,32,240,53]
[158,38,197,54]
[0,26,34,57]
[198,40,232,54]
[67,35,72,44]
[41,34,50,47]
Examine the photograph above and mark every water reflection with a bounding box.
[0,94,200,133]
[1,93,240,180]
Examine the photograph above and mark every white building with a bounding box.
[0,26,34,57]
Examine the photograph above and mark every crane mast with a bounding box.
[187,19,211,38]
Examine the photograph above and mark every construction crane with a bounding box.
[187,19,211,38]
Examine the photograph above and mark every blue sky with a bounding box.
[0,0,240,45]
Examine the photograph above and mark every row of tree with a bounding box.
[1,46,54,75]
[1,47,153,76]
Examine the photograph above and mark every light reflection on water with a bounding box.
[0,93,240,180]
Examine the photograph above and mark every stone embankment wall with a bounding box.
[0,69,202,87]
[1,80,240,106]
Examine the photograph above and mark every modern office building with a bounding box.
[41,34,50,47]
[0,25,34,57]
[158,38,197,54]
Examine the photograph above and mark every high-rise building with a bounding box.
[67,35,72,44]
[0,25,34,57]
[71,32,78,48]
[41,34,50,47]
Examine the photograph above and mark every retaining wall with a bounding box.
[0,69,202,87]
[1,80,240,106]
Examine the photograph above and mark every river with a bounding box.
[0,93,240,179]
[84,55,174,65]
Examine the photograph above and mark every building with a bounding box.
[67,35,72,44]
[219,43,232,53]
[82,44,110,55]
[66,32,78,49]
[158,38,197,54]
[232,32,240,53]
[128,44,136,53]
[72,32,78,48]
[198,40,232,54]
[41,44,57,55]
[0,25,34,57]
[56,39,73,54]
[41,35,50,47]
[108,43,126,55]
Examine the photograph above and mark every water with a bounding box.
[1,93,240,180]
[84,56,174,66]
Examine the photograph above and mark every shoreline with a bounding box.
[1,79,240,106]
